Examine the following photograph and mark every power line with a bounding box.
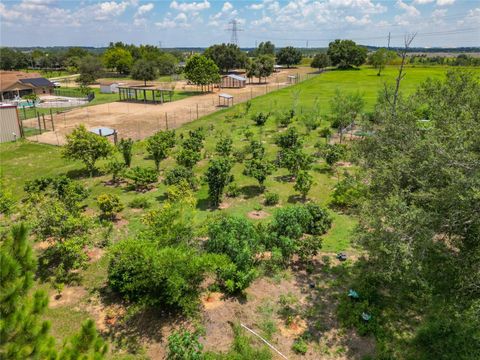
[226,19,243,45]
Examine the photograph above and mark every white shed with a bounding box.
[99,82,119,94]
[0,104,22,143]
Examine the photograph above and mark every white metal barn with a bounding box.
[99,82,119,94]
[0,104,22,143]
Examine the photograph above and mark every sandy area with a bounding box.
[24,68,315,145]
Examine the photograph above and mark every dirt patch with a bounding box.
[218,201,231,209]
[278,318,308,337]
[33,240,52,251]
[247,210,270,219]
[87,247,105,262]
[113,217,129,229]
[201,292,225,310]
[49,286,88,308]
[337,161,353,167]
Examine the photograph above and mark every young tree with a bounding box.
[117,138,134,167]
[246,55,275,83]
[96,193,123,221]
[215,136,233,157]
[276,46,302,68]
[368,48,396,76]
[311,53,331,72]
[59,319,108,359]
[294,170,314,200]
[167,329,203,360]
[146,130,176,172]
[205,157,233,207]
[330,89,365,143]
[62,125,114,176]
[244,158,275,191]
[184,54,221,92]
[131,59,158,86]
[204,43,247,73]
[253,41,275,57]
[327,39,367,69]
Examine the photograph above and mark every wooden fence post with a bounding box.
[37,114,42,134]
[42,114,46,130]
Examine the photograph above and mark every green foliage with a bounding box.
[131,59,158,86]
[206,215,260,293]
[278,148,313,176]
[118,138,134,167]
[252,41,275,57]
[246,55,274,83]
[164,166,197,189]
[225,182,240,198]
[106,157,125,183]
[311,53,331,71]
[243,158,275,190]
[327,39,367,69]
[337,297,378,336]
[248,139,266,160]
[204,157,233,207]
[62,125,114,176]
[59,319,108,359]
[125,166,158,191]
[96,193,123,220]
[0,184,15,215]
[276,46,302,68]
[176,148,202,169]
[317,143,345,167]
[108,240,229,314]
[276,109,295,128]
[294,170,314,200]
[275,126,302,150]
[292,338,308,355]
[251,112,270,126]
[184,54,221,91]
[103,47,133,74]
[368,48,396,76]
[331,174,366,210]
[146,130,176,172]
[215,136,233,157]
[77,55,103,86]
[329,89,365,142]
[128,196,151,209]
[264,192,279,206]
[204,43,247,73]
[176,128,205,169]
[167,329,204,360]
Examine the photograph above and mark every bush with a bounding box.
[128,196,151,209]
[108,240,230,314]
[252,112,270,126]
[167,329,204,360]
[337,296,378,336]
[277,109,295,128]
[176,148,202,169]
[106,157,125,183]
[125,166,158,191]
[215,136,233,157]
[292,338,308,355]
[0,185,15,215]
[118,138,134,167]
[304,203,332,236]
[225,182,240,198]
[206,215,261,293]
[331,174,366,210]
[96,193,123,220]
[300,114,320,131]
[264,192,279,206]
[204,157,233,207]
[164,166,197,189]
[146,130,176,171]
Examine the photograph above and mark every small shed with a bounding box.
[100,82,119,94]
[218,93,233,107]
[0,104,22,143]
[287,75,298,84]
[220,74,246,88]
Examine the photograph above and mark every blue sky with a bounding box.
[0,0,479,47]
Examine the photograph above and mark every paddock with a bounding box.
[118,86,174,104]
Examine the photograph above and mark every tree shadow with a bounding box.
[287,194,305,204]
[65,168,94,180]
[274,175,293,183]
[240,185,263,199]
[196,197,214,211]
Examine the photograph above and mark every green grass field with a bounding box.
[0,65,471,354]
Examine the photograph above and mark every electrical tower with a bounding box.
[226,19,243,45]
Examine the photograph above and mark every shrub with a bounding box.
[304,203,332,235]
[206,215,261,293]
[243,158,275,190]
[301,114,320,131]
[215,136,233,157]
[108,240,229,314]
[275,126,302,150]
[294,170,314,200]
[0,184,15,215]
[277,109,295,128]
[292,338,308,355]
[146,130,176,171]
[264,192,279,206]
[125,166,158,191]
[106,157,125,183]
[331,174,366,210]
[225,182,240,198]
[96,193,123,220]
[249,140,266,160]
[118,138,134,167]
[128,196,151,209]
[167,329,204,360]
[277,148,313,177]
[252,112,270,126]
[164,166,197,189]
[204,157,233,207]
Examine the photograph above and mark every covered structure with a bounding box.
[118,85,174,104]
[0,71,54,100]
[220,74,246,88]
[90,126,118,144]
[99,82,120,94]
[218,93,233,107]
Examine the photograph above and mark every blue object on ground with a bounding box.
[361,312,372,321]
[348,289,359,299]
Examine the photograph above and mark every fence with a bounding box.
[24,71,318,145]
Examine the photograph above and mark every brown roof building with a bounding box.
[0,71,55,100]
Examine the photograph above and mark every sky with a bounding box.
[0,0,479,48]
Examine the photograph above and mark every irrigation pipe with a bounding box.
[240,323,288,360]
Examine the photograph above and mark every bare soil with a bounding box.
[247,210,271,219]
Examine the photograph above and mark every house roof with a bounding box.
[20,77,54,87]
[225,74,246,81]
[0,71,49,92]
[219,93,233,99]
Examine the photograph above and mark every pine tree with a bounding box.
[59,319,108,360]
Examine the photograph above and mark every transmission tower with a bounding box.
[226,19,243,45]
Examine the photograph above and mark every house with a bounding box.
[0,71,55,100]
[220,74,246,88]
[99,82,120,94]
[0,104,22,143]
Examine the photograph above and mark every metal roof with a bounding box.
[19,78,55,87]
[219,93,233,99]
[226,74,246,81]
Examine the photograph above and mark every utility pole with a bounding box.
[387,32,391,49]
[226,19,243,45]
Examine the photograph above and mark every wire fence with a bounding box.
[24,71,317,146]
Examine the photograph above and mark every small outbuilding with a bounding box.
[99,82,119,94]
[220,74,246,88]
[218,93,234,107]
[0,104,22,143]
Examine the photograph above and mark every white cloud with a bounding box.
[436,0,455,6]
[329,0,387,14]
[0,3,22,20]
[169,0,210,12]
[136,3,154,16]
[345,14,371,25]
[248,3,264,10]
[175,12,188,21]
[457,7,480,25]
[413,0,434,4]
[222,2,233,12]
[396,0,420,16]
[251,16,272,26]
[155,18,177,29]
